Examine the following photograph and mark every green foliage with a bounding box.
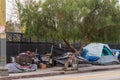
[6,20,15,32]
[80,0,120,43]
[16,0,120,43]
[15,0,43,40]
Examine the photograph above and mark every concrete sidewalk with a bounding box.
[1,64,120,80]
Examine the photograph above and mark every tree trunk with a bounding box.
[63,38,88,70]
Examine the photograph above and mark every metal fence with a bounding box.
[6,32,120,63]
[6,32,31,42]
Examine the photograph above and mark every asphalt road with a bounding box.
[13,69,120,80]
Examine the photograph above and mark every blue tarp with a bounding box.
[79,43,114,62]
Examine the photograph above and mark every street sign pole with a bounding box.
[0,0,8,76]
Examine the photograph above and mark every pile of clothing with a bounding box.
[7,51,43,73]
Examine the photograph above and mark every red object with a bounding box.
[26,51,31,55]
[21,66,31,69]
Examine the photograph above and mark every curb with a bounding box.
[1,65,120,80]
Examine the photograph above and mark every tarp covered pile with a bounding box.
[7,52,37,73]
[7,63,37,73]
[54,43,120,66]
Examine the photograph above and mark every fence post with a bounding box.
[0,0,8,76]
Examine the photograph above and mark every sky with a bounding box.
[6,0,45,22]
[6,0,17,22]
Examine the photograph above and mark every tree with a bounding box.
[42,0,120,69]
[80,0,120,43]
[16,0,120,70]
[6,20,14,32]
[15,0,43,40]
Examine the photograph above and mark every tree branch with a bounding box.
[63,39,77,52]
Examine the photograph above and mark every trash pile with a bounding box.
[54,43,120,67]
[7,51,44,73]
[7,43,120,72]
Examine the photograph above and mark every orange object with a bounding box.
[40,64,47,69]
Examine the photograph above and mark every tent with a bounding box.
[84,43,113,57]
[80,43,119,64]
